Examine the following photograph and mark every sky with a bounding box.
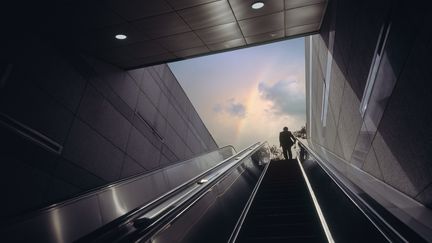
[169,38,306,150]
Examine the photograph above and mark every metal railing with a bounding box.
[229,140,333,243]
[2,145,236,243]
[80,142,269,242]
[227,148,271,243]
[296,139,410,243]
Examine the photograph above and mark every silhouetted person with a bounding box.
[279,127,295,160]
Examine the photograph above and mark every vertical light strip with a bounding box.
[308,36,313,138]
[321,31,335,128]
[297,158,335,243]
[321,52,331,127]
[321,83,326,124]
[360,22,392,117]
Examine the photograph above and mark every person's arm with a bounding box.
[279,133,282,147]
[290,132,296,143]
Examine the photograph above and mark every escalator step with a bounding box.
[251,204,312,214]
[235,160,327,243]
[241,235,324,243]
[243,223,322,238]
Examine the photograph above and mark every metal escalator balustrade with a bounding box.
[11,136,423,243]
[124,142,270,243]
[296,139,427,243]
[2,145,238,243]
[117,139,427,243]
[120,139,415,243]
[112,139,409,243]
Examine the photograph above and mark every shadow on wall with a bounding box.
[0,26,217,220]
[313,0,432,207]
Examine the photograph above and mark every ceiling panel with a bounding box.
[133,13,191,39]
[174,46,210,58]
[118,53,177,69]
[166,0,220,10]
[245,30,285,44]
[195,22,243,44]
[158,32,204,51]
[105,0,173,21]
[285,3,326,28]
[128,41,170,59]
[178,0,236,30]
[229,0,284,20]
[76,24,148,52]
[238,12,284,37]
[97,49,134,64]
[285,23,320,36]
[285,0,326,10]
[61,2,126,31]
[103,41,168,61]
[208,38,246,51]
[45,0,327,68]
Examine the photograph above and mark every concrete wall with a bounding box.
[306,0,432,207]
[0,32,217,219]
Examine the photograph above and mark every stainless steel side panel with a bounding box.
[149,146,270,243]
[3,146,235,243]
[97,170,170,223]
[5,195,102,243]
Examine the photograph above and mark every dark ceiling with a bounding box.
[8,0,328,69]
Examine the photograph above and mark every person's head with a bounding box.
[283,127,288,131]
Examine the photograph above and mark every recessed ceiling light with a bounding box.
[115,34,127,40]
[251,1,264,10]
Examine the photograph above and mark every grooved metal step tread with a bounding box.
[236,159,327,243]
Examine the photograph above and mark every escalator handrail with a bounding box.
[12,144,236,220]
[295,145,334,243]
[78,142,265,242]
[296,139,408,242]
[227,149,271,243]
[3,145,236,242]
[229,141,333,243]
[129,142,269,242]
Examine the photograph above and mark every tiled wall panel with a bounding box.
[0,32,217,218]
[307,0,432,207]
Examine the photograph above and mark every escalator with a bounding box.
[2,142,271,243]
[234,159,327,243]
[3,141,429,242]
[227,142,426,243]
[1,144,240,243]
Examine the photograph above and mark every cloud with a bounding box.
[213,98,246,118]
[227,100,246,117]
[258,80,305,117]
[212,104,223,113]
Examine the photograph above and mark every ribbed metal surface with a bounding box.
[38,0,327,69]
[236,159,327,243]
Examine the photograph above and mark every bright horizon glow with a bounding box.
[169,38,306,150]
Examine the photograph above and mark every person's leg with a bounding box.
[282,146,288,160]
[287,145,292,159]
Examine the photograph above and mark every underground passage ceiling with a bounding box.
[55,0,327,69]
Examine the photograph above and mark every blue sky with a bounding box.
[169,38,306,150]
